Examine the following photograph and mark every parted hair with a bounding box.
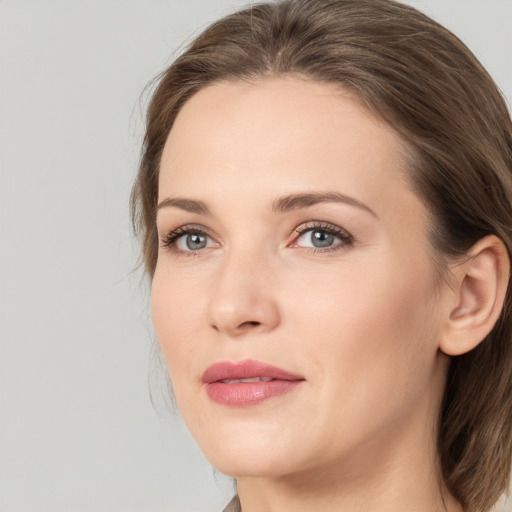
[131,1,512,510]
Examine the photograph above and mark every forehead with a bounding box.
[159,76,416,218]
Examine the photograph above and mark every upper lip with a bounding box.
[201,359,305,384]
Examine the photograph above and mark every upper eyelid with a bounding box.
[159,223,214,237]
[158,224,215,246]
[292,221,353,238]
[294,220,346,231]
[159,221,353,237]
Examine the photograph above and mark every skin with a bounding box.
[152,77,464,512]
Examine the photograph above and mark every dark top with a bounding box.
[223,495,241,512]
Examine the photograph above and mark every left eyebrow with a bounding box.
[271,192,378,218]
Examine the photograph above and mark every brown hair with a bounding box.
[131,1,512,510]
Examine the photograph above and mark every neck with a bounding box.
[237,466,462,512]
[235,400,463,512]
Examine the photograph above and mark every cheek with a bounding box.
[288,254,440,400]
[280,258,441,458]
[151,267,207,381]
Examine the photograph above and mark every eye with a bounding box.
[291,222,354,251]
[160,226,217,255]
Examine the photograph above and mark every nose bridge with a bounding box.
[208,241,280,336]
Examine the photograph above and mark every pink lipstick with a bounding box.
[201,360,305,407]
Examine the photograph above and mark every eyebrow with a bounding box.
[157,197,210,215]
[157,191,377,218]
[271,192,377,217]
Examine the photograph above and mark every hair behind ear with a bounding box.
[439,236,511,510]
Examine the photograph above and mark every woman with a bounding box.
[131,0,512,510]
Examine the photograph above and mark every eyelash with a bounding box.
[159,221,354,257]
[159,224,211,258]
[291,221,354,253]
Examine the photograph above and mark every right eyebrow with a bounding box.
[157,197,211,216]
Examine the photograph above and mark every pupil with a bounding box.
[312,230,334,247]
[186,233,206,250]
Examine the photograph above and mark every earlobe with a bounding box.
[440,235,510,356]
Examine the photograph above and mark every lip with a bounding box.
[202,359,305,407]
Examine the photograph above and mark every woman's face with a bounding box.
[152,77,450,479]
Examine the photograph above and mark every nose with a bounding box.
[207,250,281,337]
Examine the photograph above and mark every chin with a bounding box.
[206,448,294,478]
[190,421,305,478]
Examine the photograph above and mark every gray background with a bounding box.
[1,1,511,511]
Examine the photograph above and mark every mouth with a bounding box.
[219,377,274,383]
[201,359,305,407]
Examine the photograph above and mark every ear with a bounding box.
[440,235,510,356]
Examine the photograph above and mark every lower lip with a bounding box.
[205,380,303,407]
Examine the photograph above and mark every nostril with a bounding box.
[241,321,261,328]
[210,320,262,334]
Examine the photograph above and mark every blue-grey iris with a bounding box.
[312,231,334,247]
[186,233,207,250]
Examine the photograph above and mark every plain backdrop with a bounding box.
[1,1,511,511]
